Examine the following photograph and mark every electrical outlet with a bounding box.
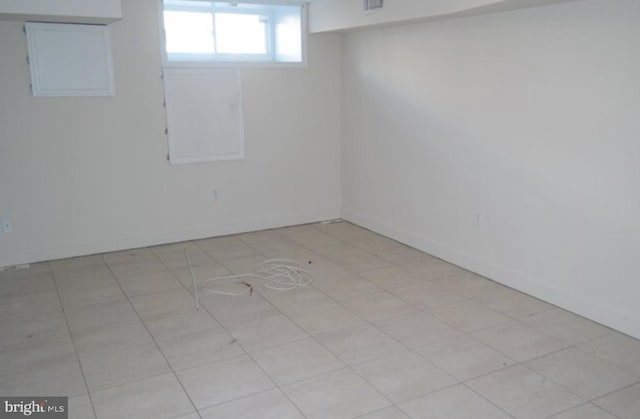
[2,217,13,233]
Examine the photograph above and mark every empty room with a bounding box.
[0,0,639,418]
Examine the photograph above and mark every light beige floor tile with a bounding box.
[68,394,96,419]
[392,281,467,309]
[214,254,268,276]
[199,293,279,326]
[550,403,618,419]
[0,263,55,294]
[92,373,194,419]
[403,260,467,281]
[130,288,195,317]
[594,383,640,419]
[315,323,405,366]
[251,338,344,386]
[150,242,210,269]
[359,266,427,291]
[374,245,436,265]
[259,286,332,312]
[374,312,462,349]
[72,315,153,349]
[416,335,515,381]
[143,307,220,340]
[226,314,307,353]
[237,228,287,245]
[172,263,231,292]
[157,328,243,371]
[426,300,512,332]
[279,225,343,250]
[78,342,170,391]
[0,311,76,376]
[200,388,304,419]
[176,354,275,409]
[248,237,315,261]
[521,308,612,345]
[398,384,512,419]
[108,260,168,280]
[579,333,640,378]
[283,302,364,335]
[0,289,61,318]
[283,368,391,419]
[65,299,140,336]
[0,309,70,349]
[195,236,261,261]
[50,255,106,272]
[353,351,456,403]
[103,248,158,266]
[312,274,382,301]
[526,347,637,399]
[356,406,410,419]
[58,283,126,308]
[473,288,554,319]
[316,242,392,273]
[0,352,87,397]
[117,271,183,297]
[472,321,570,362]
[53,265,117,293]
[435,273,506,299]
[311,221,369,239]
[341,292,416,322]
[344,234,406,254]
[466,365,584,419]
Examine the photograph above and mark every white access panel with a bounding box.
[25,22,115,97]
[163,68,245,164]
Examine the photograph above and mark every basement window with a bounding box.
[161,1,306,66]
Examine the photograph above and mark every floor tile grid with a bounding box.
[321,230,640,418]
[46,261,98,419]
[201,231,516,418]
[198,225,566,417]
[143,241,316,418]
[98,252,206,418]
[242,223,637,418]
[187,236,389,417]
[191,231,425,417]
[5,222,639,419]
[106,244,294,417]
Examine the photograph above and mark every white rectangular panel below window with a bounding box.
[163,68,245,164]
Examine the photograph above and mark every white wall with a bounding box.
[0,0,342,267]
[309,0,580,33]
[341,0,640,338]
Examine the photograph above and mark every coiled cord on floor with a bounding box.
[185,251,313,310]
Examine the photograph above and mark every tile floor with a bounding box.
[1,221,639,419]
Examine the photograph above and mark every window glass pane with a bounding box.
[164,11,214,54]
[215,13,267,54]
[275,7,301,62]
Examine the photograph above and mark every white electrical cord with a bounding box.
[185,250,313,310]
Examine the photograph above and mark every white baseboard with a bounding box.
[342,208,640,340]
[0,209,340,268]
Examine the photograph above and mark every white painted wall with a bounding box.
[341,0,640,338]
[0,0,342,267]
[309,0,580,33]
[0,0,122,23]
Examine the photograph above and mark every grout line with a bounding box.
[47,261,100,419]
[10,222,639,419]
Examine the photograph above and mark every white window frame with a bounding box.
[159,0,307,68]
